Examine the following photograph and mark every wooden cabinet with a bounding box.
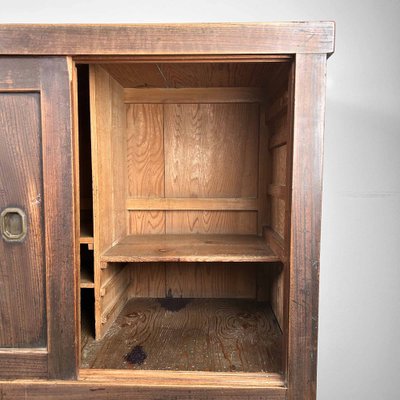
[0,22,335,400]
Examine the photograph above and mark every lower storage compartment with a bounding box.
[81,298,282,373]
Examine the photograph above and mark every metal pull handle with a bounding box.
[0,207,27,242]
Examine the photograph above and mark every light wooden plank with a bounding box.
[128,263,166,298]
[124,88,267,103]
[257,105,269,235]
[80,369,285,388]
[126,104,164,198]
[166,211,258,235]
[101,234,279,263]
[164,103,258,198]
[166,263,257,299]
[0,22,335,55]
[126,197,258,211]
[89,65,128,339]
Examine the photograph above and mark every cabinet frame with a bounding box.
[0,22,334,400]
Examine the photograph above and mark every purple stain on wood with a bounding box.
[125,345,147,365]
[158,297,190,312]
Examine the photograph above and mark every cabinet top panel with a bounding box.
[0,22,335,56]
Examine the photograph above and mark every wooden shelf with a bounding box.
[81,298,283,373]
[101,234,280,263]
[80,224,94,245]
[80,266,94,289]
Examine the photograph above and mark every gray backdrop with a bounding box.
[1,1,399,398]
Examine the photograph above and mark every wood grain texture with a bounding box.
[0,57,77,379]
[165,263,257,299]
[101,234,279,263]
[164,103,258,198]
[166,211,258,235]
[0,351,47,379]
[287,53,326,400]
[80,369,285,388]
[124,87,267,103]
[0,22,335,55]
[127,197,258,211]
[128,263,166,298]
[0,93,46,348]
[40,57,77,379]
[126,104,164,198]
[90,65,128,339]
[104,62,291,90]
[128,211,165,234]
[0,381,286,400]
[81,298,283,373]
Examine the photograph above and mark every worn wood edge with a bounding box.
[40,57,78,379]
[101,254,280,263]
[0,382,286,400]
[79,369,286,388]
[126,197,258,211]
[88,64,102,340]
[124,88,267,103]
[76,54,292,63]
[0,22,335,55]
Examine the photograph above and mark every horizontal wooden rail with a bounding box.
[126,197,259,211]
[124,88,267,104]
[268,184,286,200]
[79,369,286,389]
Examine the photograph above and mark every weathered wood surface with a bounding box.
[101,234,280,263]
[0,57,77,379]
[287,53,326,400]
[0,381,286,400]
[0,92,46,348]
[81,298,283,373]
[0,22,335,55]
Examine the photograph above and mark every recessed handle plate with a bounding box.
[0,207,27,242]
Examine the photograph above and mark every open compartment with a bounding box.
[75,57,293,380]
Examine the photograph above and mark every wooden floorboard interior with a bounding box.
[81,298,283,373]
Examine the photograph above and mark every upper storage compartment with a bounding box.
[88,59,292,264]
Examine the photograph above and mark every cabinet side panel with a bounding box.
[288,53,326,400]
[0,92,46,348]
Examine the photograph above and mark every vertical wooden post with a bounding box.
[288,53,327,400]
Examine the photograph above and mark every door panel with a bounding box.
[0,92,46,348]
[0,58,77,379]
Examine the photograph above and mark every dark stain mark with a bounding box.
[125,345,147,365]
[89,387,106,392]
[158,297,190,312]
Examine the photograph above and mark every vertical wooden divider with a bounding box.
[89,65,128,339]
